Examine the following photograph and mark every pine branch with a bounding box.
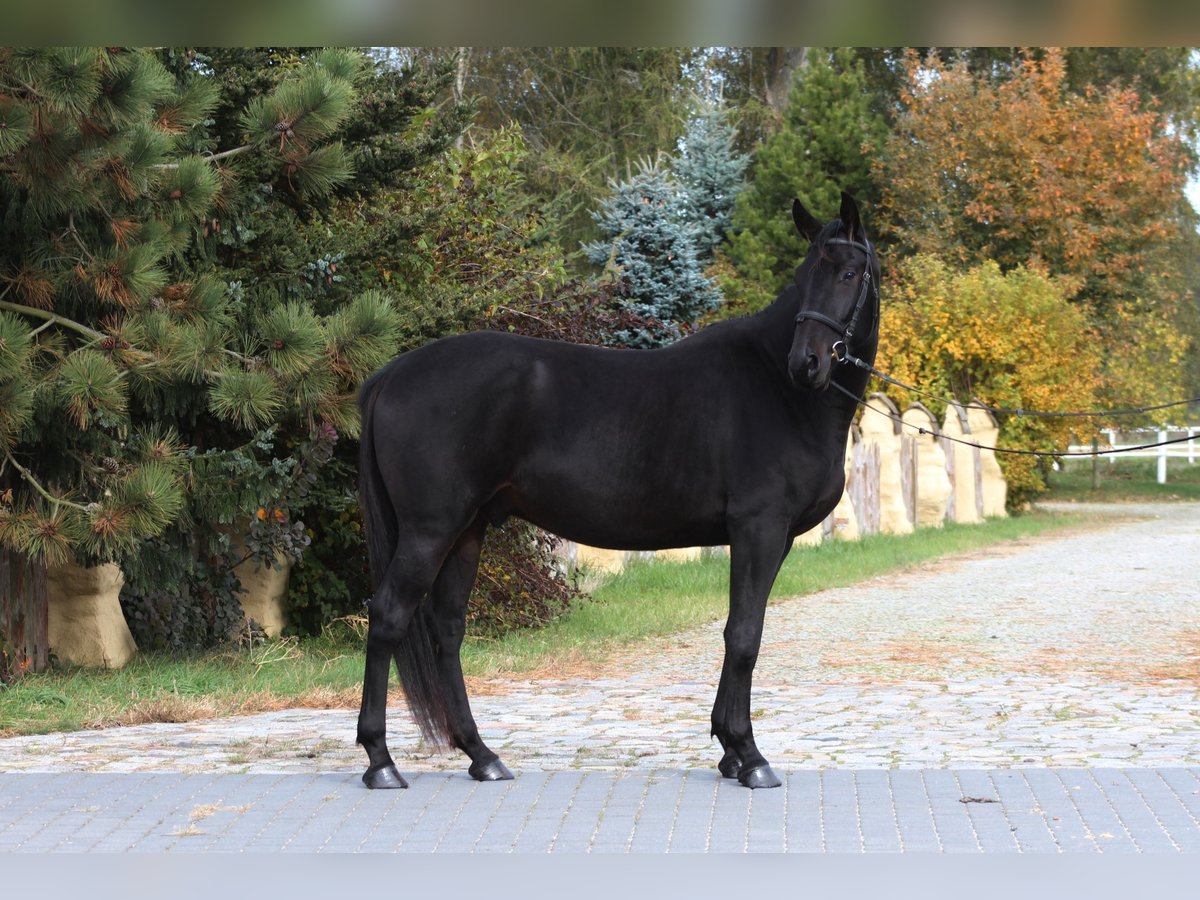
[151,144,255,170]
[65,214,95,263]
[0,298,105,342]
[3,450,90,513]
[204,145,256,164]
[0,297,254,375]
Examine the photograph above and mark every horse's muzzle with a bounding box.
[788,344,833,391]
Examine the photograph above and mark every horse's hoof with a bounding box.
[718,752,743,779]
[362,764,409,789]
[738,764,782,789]
[469,758,514,782]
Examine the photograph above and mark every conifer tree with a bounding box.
[423,47,697,255]
[674,103,749,259]
[0,48,401,578]
[583,159,720,347]
[724,48,887,311]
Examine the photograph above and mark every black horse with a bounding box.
[356,192,879,790]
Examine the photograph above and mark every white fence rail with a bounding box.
[1066,427,1199,484]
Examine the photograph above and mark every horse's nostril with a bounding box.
[805,353,820,376]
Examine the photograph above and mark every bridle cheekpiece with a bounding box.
[793,236,878,363]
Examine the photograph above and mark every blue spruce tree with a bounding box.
[674,103,749,259]
[584,159,721,347]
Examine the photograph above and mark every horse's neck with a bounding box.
[828,353,872,430]
[745,287,802,372]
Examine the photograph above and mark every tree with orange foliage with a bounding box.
[876,47,1193,413]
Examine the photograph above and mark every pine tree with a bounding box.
[724,48,888,311]
[674,103,749,259]
[0,48,401,576]
[433,47,698,255]
[583,159,720,347]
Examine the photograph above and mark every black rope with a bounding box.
[841,352,1200,419]
[831,381,1200,458]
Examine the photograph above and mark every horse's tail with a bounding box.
[358,375,397,590]
[358,373,455,749]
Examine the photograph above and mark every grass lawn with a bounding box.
[0,510,1080,738]
[1045,456,1200,502]
[460,511,1075,676]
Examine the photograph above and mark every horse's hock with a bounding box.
[46,561,137,670]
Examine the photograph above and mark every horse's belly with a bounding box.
[507,481,727,551]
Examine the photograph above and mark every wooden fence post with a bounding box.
[860,393,913,535]
[942,403,982,524]
[0,548,49,682]
[901,403,951,528]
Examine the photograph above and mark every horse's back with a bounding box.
[367,329,740,435]
[363,330,744,546]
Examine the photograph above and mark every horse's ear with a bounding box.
[792,198,822,243]
[839,191,863,242]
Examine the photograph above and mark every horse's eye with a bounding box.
[841,269,857,282]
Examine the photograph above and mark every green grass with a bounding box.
[458,509,1073,676]
[0,634,368,737]
[1045,457,1200,502]
[0,510,1076,737]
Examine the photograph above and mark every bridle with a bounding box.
[793,236,878,363]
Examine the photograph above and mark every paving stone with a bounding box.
[3,502,1200,853]
[1021,768,1101,853]
[782,772,823,852]
[855,770,903,852]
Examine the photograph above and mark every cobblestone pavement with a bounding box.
[1,501,1199,852]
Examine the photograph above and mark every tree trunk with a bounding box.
[0,548,49,682]
[454,47,472,149]
[764,47,807,119]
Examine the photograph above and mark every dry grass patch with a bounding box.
[815,637,995,679]
[89,695,221,729]
[1140,629,1200,681]
[189,802,252,821]
[171,801,253,836]
[79,686,370,731]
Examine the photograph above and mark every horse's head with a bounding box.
[787,192,880,391]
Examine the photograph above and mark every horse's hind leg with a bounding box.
[428,517,513,781]
[357,543,443,789]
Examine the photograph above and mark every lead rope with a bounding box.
[829,380,1200,458]
[838,349,1200,419]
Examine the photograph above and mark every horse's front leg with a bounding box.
[711,516,790,789]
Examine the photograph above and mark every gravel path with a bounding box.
[1,501,1197,776]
